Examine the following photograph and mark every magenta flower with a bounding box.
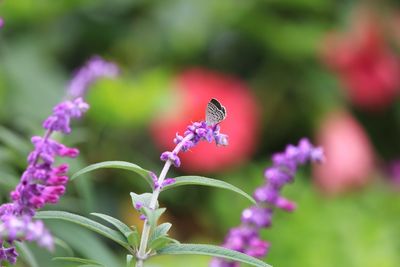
[211,138,324,266]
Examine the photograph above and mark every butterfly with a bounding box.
[206,98,227,126]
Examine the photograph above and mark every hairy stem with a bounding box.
[135,133,194,267]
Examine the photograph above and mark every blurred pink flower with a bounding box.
[313,110,375,195]
[151,68,260,173]
[321,7,400,111]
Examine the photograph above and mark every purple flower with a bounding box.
[43,98,89,134]
[134,202,143,210]
[0,246,18,265]
[211,138,324,266]
[67,56,119,98]
[241,206,272,228]
[150,172,175,189]
[246,237,269,258]
[0,56,108,265]
[160,151,181,167]
[0,215,53,250]
[150,172,160,189]
[0,18,4,29]
[0,99,85,264]
[162,178,176,188]
[0,98,87,264]
[161,121,228,167]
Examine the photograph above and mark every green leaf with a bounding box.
[53,237,74,256]
[126,254,135,267]
[49,222,120,267]
[90,212,140,249]
[130,192,157,209]
[71,161,153,189]
[36,211,129,249]
[127,229,140,248]
[156,244,272,267]
[0,126,31,154]
[149,223,172,244]
[91,212,132,237]
[53,257,104,266]
[142,207,166,229]
[14,242,39,267]
[162,176,256,204]
[149,236,179,251]
[0,168,19,190]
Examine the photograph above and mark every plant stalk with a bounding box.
[135,133,194,267]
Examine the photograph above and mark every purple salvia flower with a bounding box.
[0,246,18,265]
[160,151,181,168]
[246,237,270,258]
[241,206,272,228]
[0,215,53,250]
[150,170,175,189]
[0,96,88,264]
[43,98,89,134]
[161,178,176,188]
[135,202,143,210]
[162,121,228,167]
[0,56,111,265]
[150,172,160,189]
[67,56,119,98]
[274,196,296,212]
[211,138,324,266]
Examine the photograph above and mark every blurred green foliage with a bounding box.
[1,0,400,266]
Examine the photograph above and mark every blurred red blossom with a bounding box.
[313,110,375,195]
[151,68,260,173]
[321,7,400,111]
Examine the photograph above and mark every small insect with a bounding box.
[206,98,227,126]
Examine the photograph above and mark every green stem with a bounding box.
[135,133,194,267]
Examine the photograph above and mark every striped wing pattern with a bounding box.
[206,98,227,126]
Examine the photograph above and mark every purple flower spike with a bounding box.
[68,56,119,99]
[211,138,324,266]
[162,120,228,166]
[0,56,106,265]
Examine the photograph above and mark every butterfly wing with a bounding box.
[206,98,227,126]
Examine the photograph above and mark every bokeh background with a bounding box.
[1,0,400,266]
